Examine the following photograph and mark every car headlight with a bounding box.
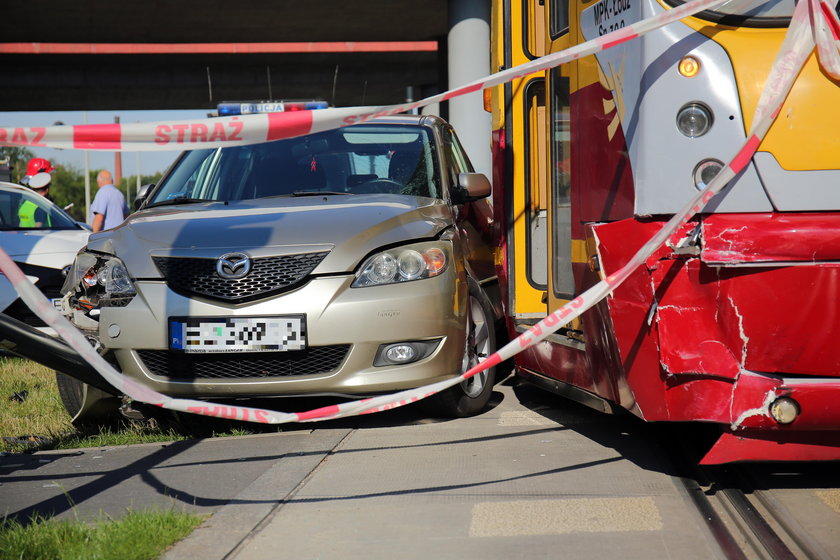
[97,258,134,294]
[62,251,136,309]
[352,242,448,287]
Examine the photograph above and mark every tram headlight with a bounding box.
[677,103,713,137]
[769,397,800,425]
[692,159,724,190]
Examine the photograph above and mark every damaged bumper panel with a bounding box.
[703,368,840,464]
[701,430,840,464]
[728,370,840,432]
[592,214,840,463]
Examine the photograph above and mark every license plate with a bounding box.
[169,316,306,353]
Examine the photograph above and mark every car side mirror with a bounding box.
[451,173,491,204]
[134,183,154,211]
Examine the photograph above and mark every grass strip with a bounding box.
[1,357,259,453]
[0,357,73,447]
[0,509,206,560]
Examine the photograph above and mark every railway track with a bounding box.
[651,422,838,560]
[676,464,835,559]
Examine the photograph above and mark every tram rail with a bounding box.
[676,464,834,559]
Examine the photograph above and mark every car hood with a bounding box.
[87,194,453,277]
[2,229,89,268]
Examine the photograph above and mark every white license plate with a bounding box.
[170,316,306,353]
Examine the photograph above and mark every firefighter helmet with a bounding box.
[25,157,54,176]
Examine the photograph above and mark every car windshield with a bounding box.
[0,186,81,230]
[147,124,441,205]
[663,0,795,24]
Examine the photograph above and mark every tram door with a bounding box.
[505,0,579,337]
[505,0,548,325]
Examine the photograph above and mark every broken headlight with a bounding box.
[62,252,136,313]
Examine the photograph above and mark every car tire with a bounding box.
[427,278,496,417]
[55,371,120,427]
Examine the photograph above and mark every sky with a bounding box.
[0,109,210,177]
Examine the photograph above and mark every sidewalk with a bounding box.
[0,425,350,525]
[164,380,724,560]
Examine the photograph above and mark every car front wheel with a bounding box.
[427,279,496,417]
[55,372,120,428]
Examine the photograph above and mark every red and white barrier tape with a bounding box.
[1,0,838,424]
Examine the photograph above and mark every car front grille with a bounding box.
[136,345,350,380]
[152,252,329,302]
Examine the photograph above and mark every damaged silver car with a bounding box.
[58,115,500,424]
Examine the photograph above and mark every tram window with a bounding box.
[525,0,547,58]
[551,68,574,297]
[526,80,548,289]
[549,0,569,38]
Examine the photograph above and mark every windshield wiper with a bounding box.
[146,197,215,208]
[290,191,351,197]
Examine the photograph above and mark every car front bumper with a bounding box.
[98,270,468,397]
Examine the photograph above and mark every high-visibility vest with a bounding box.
[18,200,50,227]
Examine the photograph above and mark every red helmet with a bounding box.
[26,157,54,176]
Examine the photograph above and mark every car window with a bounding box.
[441,126,476,187]
[0,188,81,230]
[148,124,442,204]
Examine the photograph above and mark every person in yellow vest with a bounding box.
[18,172,52,228]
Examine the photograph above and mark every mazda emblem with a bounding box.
[216,252,251,280]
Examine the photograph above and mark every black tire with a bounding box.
[428,279,497,417]
[55,371,120,427]
[55,371,86,419]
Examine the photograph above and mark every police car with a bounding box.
[0,182,89,332]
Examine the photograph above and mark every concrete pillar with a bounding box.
[447,0,491,179]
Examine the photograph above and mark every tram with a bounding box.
[488,0,840,463]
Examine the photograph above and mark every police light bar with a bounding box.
[217,101,329,116]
